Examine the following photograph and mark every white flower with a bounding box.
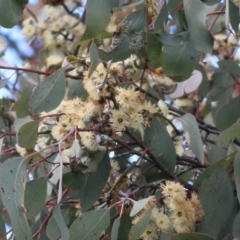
[157,100,168,116]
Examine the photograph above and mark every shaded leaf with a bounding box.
[163,40,200,81]
[0,0,27,28]
[196,170,234,239]
[111,217,120,240]
[53,205,70,240]
[24,177,47,220]
[154,1,168,32]
[129,208,152,240]
[63,171,86,190]
[171,232,214,240]
[216,95,240,130]
[82,0,111,40]
[144,117,176,173]
[217,119,240,148]
[118,214,132,240]
[229,0,240,34]
[18,121,39,148]
[183,0,213,53]
[68,80,87,100]
[0,157,32,240]
[70,209,110,240]
[218,60,240,77]
[130,198,149,217]
[88,43,100,77]
[71,151,110,211]
[181,113,204,164]
[157,31,189,46]
[195,151,236,188]
[233,210,240,239]
[30,69,66,114]
[234,152,240,204]
[0,78,8,89]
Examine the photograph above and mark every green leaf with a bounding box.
[88,43,100,77]
[216,95,240,130]
[229,0,239,34]
[217,119,240,148]
[163,40,200,81]
[67,80,87,100]
[0,0,27,28]
[202,0,220,5]
[63,171,86,190]
[129,208,152,240]
[194,151,236,188]
[118,214,132,240]
[30,68,66,114]
[111,217,121,240]
[167,0,182,13]
[70,209,110,240]
[0,157,32,240]
[218,60,240,77]
[157,31,189,46]
[154,1,168,32]
[171,233,214,240]
[234,152,240,204]
[99,9,147,62]
[181,113,204,164]
[233,210,240,239]
[70,151,110,211]
[144,117,176,173]
[18,121,39,148]
[82,0,111,40]
[0,200,6,238]
[13,87,32,118]
[24,177,47,220]
[196,170,234,239]
[183,0,213,53]
[53,205,70,240]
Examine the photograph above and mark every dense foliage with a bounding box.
[0,0,240,239]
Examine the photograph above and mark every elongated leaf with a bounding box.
[216,95,240,130]
[195,151,236,188]
[163,40,200,81]
[71,151,110,211]
[196,170,234,239]
[70,209,110,240]
[0,157,32,240]
[24,177,47,220]
[233,210,240,239]
[181,113,204,164]
[229,0,239,33]
[63,171,86,190]
[0,0,27,28]
[18,121,39,148]
[30,68,66,114]
[68,80,87,100]
[183,0,213,53]
[217,119,240,148]
[82,0,111,40]
[172,233,214,240]
[111,217,121,240]
[129,208,152,240]
[157,31,189,46]
[154,1,168,31]
[234,152,240,204]
[130,198,149,217]
[13,87,32,118]
[53,205,70,240]
[88,43,100,77]
[218,60,240,77]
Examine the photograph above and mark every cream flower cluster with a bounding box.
[133,181,204,239]
[232,0,240,7]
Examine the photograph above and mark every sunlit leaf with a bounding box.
[70,209,110,240]
[30,69,66,114]
[130,198,149,217]
[111,217,121,240]
[183,0,213,53]
[181,113,204,164]
[0,157,32,239]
